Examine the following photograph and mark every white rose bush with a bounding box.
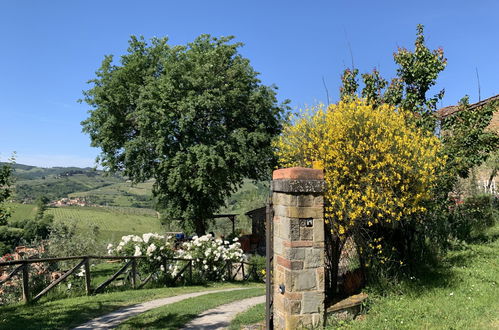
[176,234,244,281]
[107,233,176,276]
[107,233,244,283]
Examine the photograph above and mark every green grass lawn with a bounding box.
[327,223,499,329]
[229,302,265,330]
[0,282,262,330]
[117,287,265,329]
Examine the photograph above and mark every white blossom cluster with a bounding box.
[174,234,244,281]
[107,233,244,281]
[107,233,175,273]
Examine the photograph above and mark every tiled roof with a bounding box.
[436,94,499,118]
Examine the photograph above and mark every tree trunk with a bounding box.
[486,166,498,191]
[194,219,207,236]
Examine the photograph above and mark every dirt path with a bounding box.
[73,287,250,329]
[181,295,265,330]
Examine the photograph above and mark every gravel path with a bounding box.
[73,287,250,329]
[181,295,265,330]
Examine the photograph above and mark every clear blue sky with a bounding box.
[1,0,498,167]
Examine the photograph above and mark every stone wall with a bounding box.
[272,167,325,329]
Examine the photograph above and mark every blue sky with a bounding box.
[1,0,498,167]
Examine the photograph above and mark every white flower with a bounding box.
[204,265,208,270]
[233,237,239,242]
[134,245,142,257]
[146,243,157,256]
[160,265,165,272]
[76,266,85,277]
[143,233,152,243]
[224,241,229,245]
[132,235,143,243]
[122,235,131,243]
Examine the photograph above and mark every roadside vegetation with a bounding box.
[118,287,264,329]
[0,282,261,329]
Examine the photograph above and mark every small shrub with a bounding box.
[247,254,266,282]
[108,233,175,278]
[176,235,244,282]
[449,194,498,241]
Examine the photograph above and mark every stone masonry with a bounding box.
[272,167,325,329]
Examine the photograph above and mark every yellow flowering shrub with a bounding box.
[275,99,444,237]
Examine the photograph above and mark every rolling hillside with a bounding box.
[4,163,270,239]
[8,203,164,242]
[4,163,154,207]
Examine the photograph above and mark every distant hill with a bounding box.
[2,162,154,207]
[3,162,270,235]
[8,203,164,242]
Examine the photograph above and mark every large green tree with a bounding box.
[81,35,286,235]
[0,160,14,226]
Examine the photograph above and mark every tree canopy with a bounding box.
[0,160,14,226]
[81,35,286,235]
[340,24,447,130]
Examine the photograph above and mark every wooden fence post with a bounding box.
[21,262,30,303]
[226,261,232,280]
[131,258,137,289]
[84,257,91,295]
[189,260,193,283]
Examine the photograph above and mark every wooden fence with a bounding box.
[0,255,256,304]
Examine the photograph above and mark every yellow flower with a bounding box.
[273,99,443,239]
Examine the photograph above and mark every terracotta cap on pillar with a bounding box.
[273,167,324,180]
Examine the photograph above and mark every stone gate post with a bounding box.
[272,167,325,329]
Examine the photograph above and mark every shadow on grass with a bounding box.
[466,232,499,244]
[123,312,197,330]
[0,300,125,330]
[371,229,499,297]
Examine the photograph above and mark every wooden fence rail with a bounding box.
[0,255,256,304]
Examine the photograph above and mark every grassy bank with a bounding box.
[328,223,499,329]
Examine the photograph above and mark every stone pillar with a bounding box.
[272,167,325,329]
